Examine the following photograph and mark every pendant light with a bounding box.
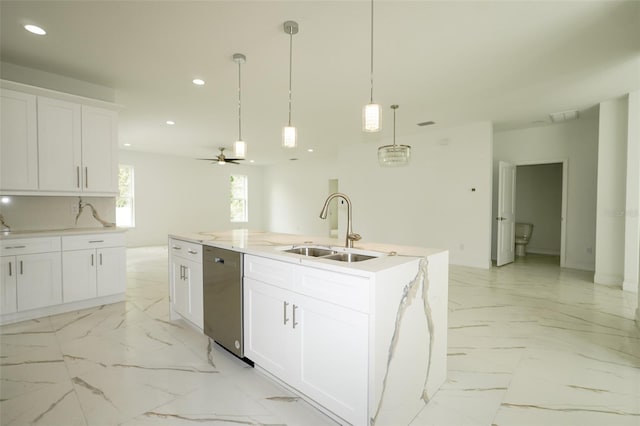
[363,0,381,132]
[233,53,247,158]
[283,21,299,148]
[378,105,411,166]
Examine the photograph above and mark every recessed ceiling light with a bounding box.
[166,120,175,125]
[24,24,46,35]
[1,196,11,204]
[307,148,314,153]
[249,160,255,163]
[192,78,205,86]
[123,143,131,147]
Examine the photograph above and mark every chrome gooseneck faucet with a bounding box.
[319,192,361,248]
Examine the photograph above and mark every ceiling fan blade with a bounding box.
[224,157,244,162]
[197,158,218,161]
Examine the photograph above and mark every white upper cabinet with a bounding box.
[37,96,82,191]
[0,89,38,191]
[81,106,118,193]
[0,81,119,195]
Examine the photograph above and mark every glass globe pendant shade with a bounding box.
[234,140,246,158]
[283,126,297,148]
[378,144,411,166]
[363,103,382,132]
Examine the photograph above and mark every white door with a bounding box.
[496,161,516,266]
[0,89,38,190]
[97,247,126,297]
[243,277,295,382]
[16,252,62,311]
[0,256,18,314]
[295,293,369,426]
[81,106,118,193]
[62,249,97,303]
[37,96,82,191]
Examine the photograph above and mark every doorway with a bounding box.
[515,163,564,264]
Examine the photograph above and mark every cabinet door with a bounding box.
[243,277,296,382]
[0,89,38,190]
[295,294,369,426]
[37,97,82,191]
[81,106,118,193]
[170,257,189,318]
[0,256,18,314]
[62,249,97,303]
[183,258,203,329]
[96,247,126,297]
[17,252,62,311]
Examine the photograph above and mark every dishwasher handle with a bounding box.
[214,257,225,264]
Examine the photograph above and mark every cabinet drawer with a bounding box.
[294,266,370,313]
[1,237,61,256]
[244,254,294,290]
[169,238,202,263]
[62,233,125,251]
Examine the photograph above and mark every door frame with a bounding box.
[514,158,568,268]
[496,161,516,266]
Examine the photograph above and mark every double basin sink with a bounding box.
[280,245,382,263]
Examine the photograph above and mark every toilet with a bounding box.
[515,223,534,257]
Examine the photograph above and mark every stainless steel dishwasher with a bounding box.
[203,246,245,359]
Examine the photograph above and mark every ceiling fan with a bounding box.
[199,147,245,165]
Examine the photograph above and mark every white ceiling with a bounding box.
[1,1,639,165]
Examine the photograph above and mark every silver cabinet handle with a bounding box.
[19,260,23,275]
[76,166,80,188]
[292,304,298,329]
[172,245,182,250]
[85,167,89,188]
[283,301,290,325]
[5,245,26,249]
[89,240,104,243]
[179,265,184,280]
[8,261,12,277]
[183,266,188,280]
[99,253,103,265]
[187,249,198,255]
[91,254,94,266]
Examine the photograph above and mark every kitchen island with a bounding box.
[169,229,448,426]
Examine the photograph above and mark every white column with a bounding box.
[594,96,628,286]
[624,91,640,293]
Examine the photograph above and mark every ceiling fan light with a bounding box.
[283,126,297,148]
[363,103,382,132]
[234,140,246,158]
[378,144,411,166]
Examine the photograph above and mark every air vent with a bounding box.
[417,121,435,127]
[549,110,579,123]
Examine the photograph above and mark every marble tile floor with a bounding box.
[1,248,638,426]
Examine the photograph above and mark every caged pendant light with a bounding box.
[283,20,299,148]
[233,53,247,158]
[378,105,411,166]
[363,0,381,132]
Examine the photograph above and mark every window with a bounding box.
[230,174,248,222]
[116,165,135,227]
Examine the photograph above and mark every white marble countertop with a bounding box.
[170,229,446,276]
[0,227,127,240]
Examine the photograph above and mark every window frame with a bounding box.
[116,164,135,228]
[230,174,249,223]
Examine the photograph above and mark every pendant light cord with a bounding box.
[369,0,374,103]
[237,60,242,141]
[288,26,294,126]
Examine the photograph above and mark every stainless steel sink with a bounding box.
[284,247,337,257]
[322,252,377,263]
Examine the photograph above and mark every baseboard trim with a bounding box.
[527,248,561,256]
[593,273,623,287]
[622,279,639,293]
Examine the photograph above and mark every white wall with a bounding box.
[0,196,115,231]
[595,96,628,285]
[493,115,599,271]
[624,91,640,293]
[337,121,493,269]
[515,163,563,255]
[263,159,339,239]
[119,150,264,247]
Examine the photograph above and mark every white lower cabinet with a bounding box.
[1,237,62,315]
[62,233,126,303]
[244,255,369,425]
[169,238,203,329]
